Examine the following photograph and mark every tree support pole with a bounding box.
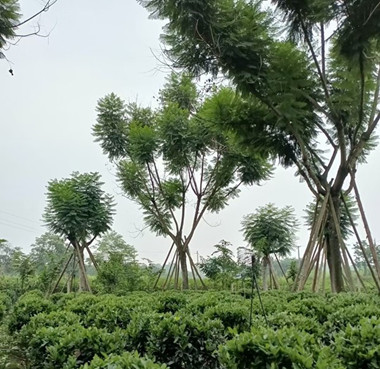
[186,249,207,289]
[329,194,354,290]
[85,245,100,273]
[343,194,380,292]
[274,253,289,285]
[48,252,73,296]
[154,243,175,289]
[295,193,329,291]
[162,249,177,290]
[353,182,380,281]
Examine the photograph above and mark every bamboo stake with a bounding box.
[343,194,380,292]
[154,243,175,289]
[312,240,323,292]
[85,245,99,273]
[328,194,354,290]
[48,253,73,296]
[295,193,329,291]
[186,249,207,288]
[353,182,380,280]
[163,250,177,290]
[274,253,289,285]
[268,257,279,289]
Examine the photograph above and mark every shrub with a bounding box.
[334,317,380,369]
[204,303,250,333]
[156,292,188,313]
[8,291,54,333]
[81,352,168,369]
[19,310,81,347]
[147,313,225,369]
[219,326,343,369]
[27,324,126,368]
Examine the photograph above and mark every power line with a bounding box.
[0,221,37,233]
[0,210,40,225]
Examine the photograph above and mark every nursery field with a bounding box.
[1,289,380,369]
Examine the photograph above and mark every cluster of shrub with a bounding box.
[1,289,380,368]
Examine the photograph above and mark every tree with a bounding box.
[353,240,380,274]
[93,73,271,289]
[199,240,238,289]
[1,0,58,64]
[241,204,298,290]
[93,230,137,263]
[43,172,115,292]
[29,232,67,272]
[139,0,380,292]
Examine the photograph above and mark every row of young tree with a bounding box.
[2,0,379,293]
[0,230,158,294]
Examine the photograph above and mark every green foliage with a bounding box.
[242,204,298,257]
[8,291,54,333]
[200,240,239,289]
[44,172,115,242]
[147,313,225,369]
[4,290,380,368]
[204,302,250,333]
[81,352,168,369]
[219,325,343,369]
[93,73,270,289]
[94,230,137,262]
[334,317,380,368]
[0,0,20,52]
[26,324,126,369]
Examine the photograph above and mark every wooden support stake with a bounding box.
[353,181,380,280]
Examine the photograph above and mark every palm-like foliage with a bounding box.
[93,73,271,289]
[139,0,380,292]
[242,204,298,289]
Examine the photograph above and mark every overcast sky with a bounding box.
[1,0,379,263]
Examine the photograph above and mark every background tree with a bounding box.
[93,73,271,289]
[241,204,298,290]
[353,240,380,275]
[93,230,137,263]
[199,240,238,289]
[139,0,380,292]
[43,172,115,292]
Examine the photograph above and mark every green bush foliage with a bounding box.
[8,291,55,333]
[4,290,380,369]
[147,313,225,369]
[81,352,168,369]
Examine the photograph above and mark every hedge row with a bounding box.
[5,290,380,368]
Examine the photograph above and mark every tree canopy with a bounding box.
[139,0,380,292]
[93,72,271,289]
[242,203,298,289]
[43,171,115,291]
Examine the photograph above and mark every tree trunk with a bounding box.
[177,244,189,289]
[262,257,268,291]
[325,194,344,292]
[76,244,91,292]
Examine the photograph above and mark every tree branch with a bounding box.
[12,0,58,28]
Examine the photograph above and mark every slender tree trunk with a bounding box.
[177,243,189,289]
[262,257,268,291]
[325,194,344,292]
[76,244,91,292]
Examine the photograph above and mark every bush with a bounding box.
[204,303,250,333]
[81,352,168,369]
[334,317,380,368]
[27,324,126,368]
[219,326,344,369]
[147,313,225,369]
[156,292,188,313]
[19,310,81,347]
[8,291,54,333]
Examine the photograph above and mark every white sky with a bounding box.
[1,0,379,263]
